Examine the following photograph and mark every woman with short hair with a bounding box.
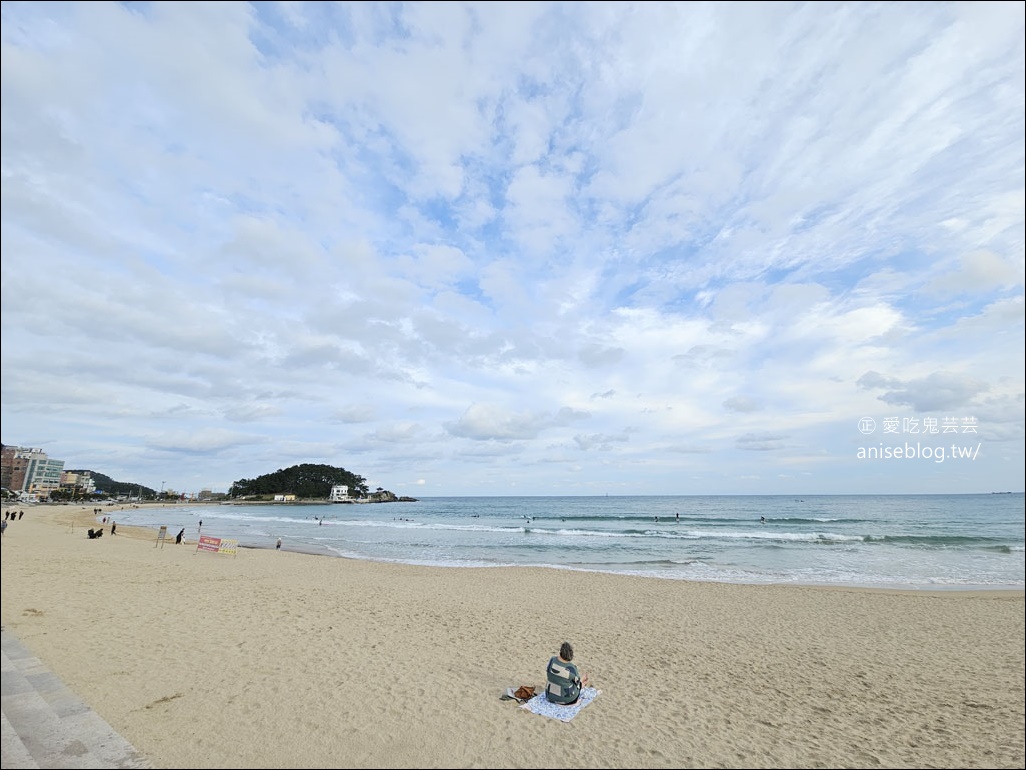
[545,641,589,704]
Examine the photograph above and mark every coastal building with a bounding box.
[329,484,349,502]
[1,446,64,497]
[273,493,297,502]
[60,470,96,495]
[0,445,18,490]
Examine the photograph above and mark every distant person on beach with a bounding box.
[546,641,589,705]
[175,528,185,544]
[276,537,282,550]
[1,519,7,536]
[110,521,117,536]
[19,510,24,519]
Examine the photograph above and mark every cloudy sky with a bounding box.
[2,2,1023,497]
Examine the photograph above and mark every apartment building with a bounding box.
[0,446,65,496]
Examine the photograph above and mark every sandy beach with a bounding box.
[1,503,1022,769]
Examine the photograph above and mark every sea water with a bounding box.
[106,494,1024,590]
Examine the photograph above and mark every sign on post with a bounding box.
[156,525,168,548]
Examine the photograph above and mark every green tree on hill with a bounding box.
[65,470,155,499]
[229,463,368,500]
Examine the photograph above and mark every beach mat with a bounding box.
[520,687,600,722]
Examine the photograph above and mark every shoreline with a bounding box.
[31,501,1023,594]
[1,504,1023,769]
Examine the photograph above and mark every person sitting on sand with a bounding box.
[546,641,589,705]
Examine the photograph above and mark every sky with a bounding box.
[1,1,1024,497]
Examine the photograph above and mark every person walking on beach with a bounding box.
[110,521,117,536]
[276,537,282,550]
[545,642,589,705]
[175,527,185,544]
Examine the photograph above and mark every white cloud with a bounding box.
[858,371,991,412]
[1,2,1022,494]
[927,250,1024,295]
[723,396,761,413]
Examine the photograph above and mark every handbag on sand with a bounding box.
[500,685,537,703]
[513,685,536,702]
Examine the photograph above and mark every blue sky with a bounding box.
[1,1,1023,496]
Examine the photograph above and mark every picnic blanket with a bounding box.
[520,687,601,722]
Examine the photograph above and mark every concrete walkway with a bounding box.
[1,627,153,769]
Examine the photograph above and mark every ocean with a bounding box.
[104,494,1025,590]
